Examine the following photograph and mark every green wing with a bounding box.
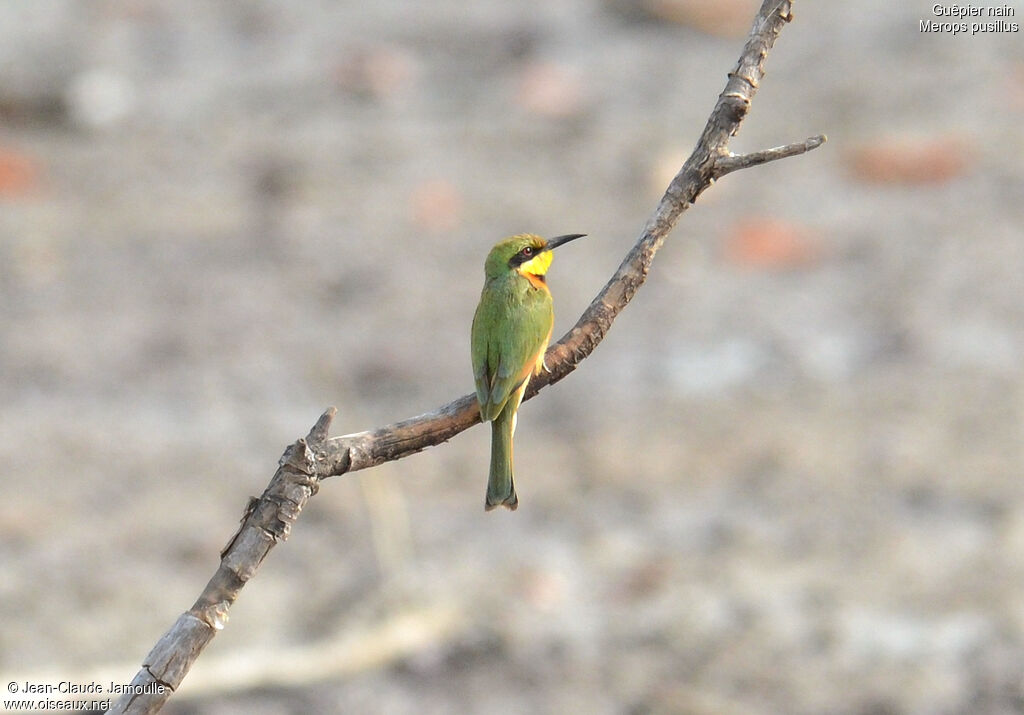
[472,278,553,421]
[471,294,497,415]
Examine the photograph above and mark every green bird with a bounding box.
[471,232,586,511]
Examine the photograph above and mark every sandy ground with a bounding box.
[1,1,1023,713]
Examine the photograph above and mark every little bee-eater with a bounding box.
[471,232,586,511]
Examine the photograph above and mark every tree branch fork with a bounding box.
[110,1,824,712]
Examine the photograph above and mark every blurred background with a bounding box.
[1,1,1022,713]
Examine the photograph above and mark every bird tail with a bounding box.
[485,402,518,511]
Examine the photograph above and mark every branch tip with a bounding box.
[307,408,336,444]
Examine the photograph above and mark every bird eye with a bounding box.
[521,247,534,257]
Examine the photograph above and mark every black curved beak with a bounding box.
[544,233,587,251]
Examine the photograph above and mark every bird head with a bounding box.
[483,233,586,280]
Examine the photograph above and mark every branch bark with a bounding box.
[110,1,822,711]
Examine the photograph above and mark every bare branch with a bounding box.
[110,1,822,712]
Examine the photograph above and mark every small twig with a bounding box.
[713,134,827,178]
[110,2,822,712]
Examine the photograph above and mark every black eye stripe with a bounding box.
[508,245,541,268]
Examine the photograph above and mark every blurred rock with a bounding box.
[847,135,971,185]
[663,338,767,396]
[837,607,992,663]
[409,178,463,234]
[0,146,42,197]
[0,90,68,127]
[605,0,757,37]
[514,61,587,119]
[1011,62,1024,111]
[722,217,821,269]
[334,46,418,101]
[517,567,569,611]
[66,68,136,129]
[8,240,65,287]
